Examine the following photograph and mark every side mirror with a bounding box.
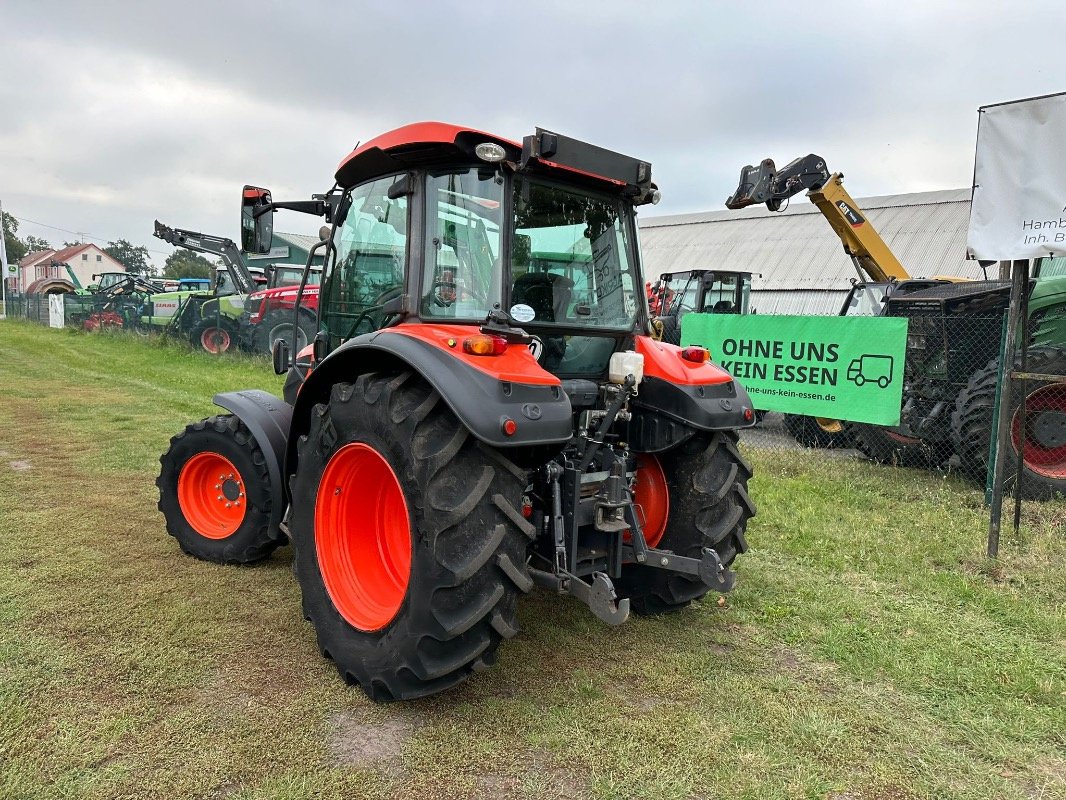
[241,185,273,254]
[271,335,290,375]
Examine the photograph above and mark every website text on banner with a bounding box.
[681,315,909,425]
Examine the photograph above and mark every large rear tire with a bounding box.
[951,347,1066,500]
[289,372,534,701]
[190,317,238,354]
[616,431,756,615]
[782,413,852,449]
[157,415,280,564]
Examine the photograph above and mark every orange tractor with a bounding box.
[157,123,757,701]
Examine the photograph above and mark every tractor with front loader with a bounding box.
[156,123,758,701]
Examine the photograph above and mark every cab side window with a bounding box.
[323,177,408,341]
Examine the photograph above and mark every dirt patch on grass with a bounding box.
[326,711,414,773]
[1013,755,1066,799]
[8,459,31,471]
[474,752,591,800]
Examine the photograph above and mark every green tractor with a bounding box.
[143,222,264,353]
[884,257,1066,498]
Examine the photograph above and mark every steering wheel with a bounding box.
[343,288,404,339]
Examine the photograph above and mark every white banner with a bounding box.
[967,92,1066,261]
[48,294,65,328]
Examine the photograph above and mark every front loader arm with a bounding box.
[153,220,258,295]
[725,154,910,283]
[725,153,830,211]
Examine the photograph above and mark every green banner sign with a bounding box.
[681,314,909,425]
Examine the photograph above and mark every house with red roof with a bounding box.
[16,243,125,293]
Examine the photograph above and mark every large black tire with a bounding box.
[156,415,280,564]
[289,372,534,701]
[782,413,852,449]
[848,422,930,466]
[253,309,316,355]
[616,431,756,615]
[190,317,239,354]
[951,347,1066,500]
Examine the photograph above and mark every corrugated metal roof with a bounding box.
[275,232,321,252]
[638,187,985,291]
[749,290,848,316]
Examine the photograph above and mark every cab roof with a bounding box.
[334,122,651,200]
[335,122,519,187]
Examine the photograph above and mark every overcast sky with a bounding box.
[1,0,1062,267]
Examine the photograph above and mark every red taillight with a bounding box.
[681,346,710,363]
[463,334,508,356]
[743,407,754,422]
[501,417,517,436]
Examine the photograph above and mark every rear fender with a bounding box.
[213,390,292,537]
[285,328,573,480]
[628,335,755,452]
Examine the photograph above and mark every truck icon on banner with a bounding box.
[847,354,894,388]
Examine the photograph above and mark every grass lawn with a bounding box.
[0,319,1062,800]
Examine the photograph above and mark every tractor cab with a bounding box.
[649,269,753,346]
[244,123,666,381]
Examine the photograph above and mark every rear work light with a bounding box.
[680,346,710,363]
[462,334,508,356]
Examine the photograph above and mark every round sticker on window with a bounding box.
[510,303,536,323]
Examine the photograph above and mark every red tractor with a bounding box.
[157,123,757,701]
[240,264,322,354]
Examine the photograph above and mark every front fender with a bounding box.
[213,389,292,537]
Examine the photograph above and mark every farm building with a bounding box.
[244,231,325,269]
[16,243,125,294]
[638,187,982,315]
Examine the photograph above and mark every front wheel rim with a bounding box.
[815,418,844,434]
[269,323,307,351]
[177,452,247,539]
[315,443,412,631]
[201,327,231,353]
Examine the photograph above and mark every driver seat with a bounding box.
[511,272,574,323]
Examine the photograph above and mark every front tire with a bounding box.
[289,372,534,701]
[156,415,279,563]
[616,431,756,615]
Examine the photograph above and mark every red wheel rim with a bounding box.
[629,454,669,548]
[315,443,412,631]
[1011,386,1066,479]
[201,327,231,353]
[177,452,246,539]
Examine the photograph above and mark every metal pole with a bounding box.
[1012,260,1032,533]
[987,260,1027,558]
[0,198,8,320]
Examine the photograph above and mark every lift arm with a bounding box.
[725,155,910,283]
[153,220,258,295]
